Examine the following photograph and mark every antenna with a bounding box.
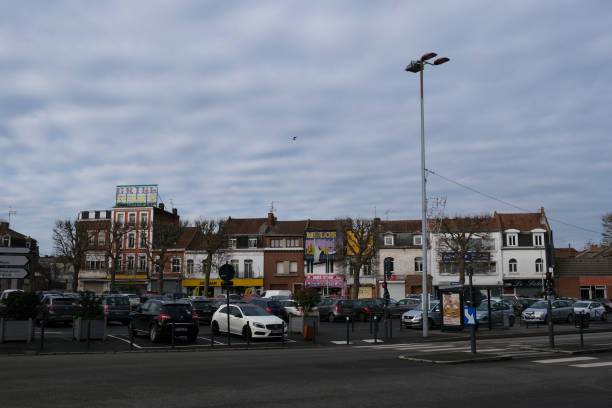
[170,199,175,209]
[8,207,17,224]
[384,210,391,221]
[269,201,276,214]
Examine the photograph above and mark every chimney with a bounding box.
[267,212,275,226]
[172,208,178,216]
[591,244,599,253]
[539,206,546,225]
[159,203,164,210]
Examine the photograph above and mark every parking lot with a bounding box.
[2,315,612,355]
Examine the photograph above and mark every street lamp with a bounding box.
[405,52,449,338]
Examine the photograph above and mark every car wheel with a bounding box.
[242,325,252,341]
[149,324,159,343]
[567,314,574,324]
[212,321,220,335]
[509,315,515,327]
[328,313,335,323]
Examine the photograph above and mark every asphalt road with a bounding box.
[2,338,612,408]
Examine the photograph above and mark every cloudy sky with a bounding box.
[1,1,610,255]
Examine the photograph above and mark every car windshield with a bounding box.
[476,302,495,311]
[574,302,590,308]
[414,301,439,311]
[240,305,271,316]
[531,301,548,309]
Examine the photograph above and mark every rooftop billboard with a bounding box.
[115,184,158,207]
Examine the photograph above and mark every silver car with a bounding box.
[521,299,575,324]
[475,300,516,327]
[401,300,441,329]
[573,300,607,321]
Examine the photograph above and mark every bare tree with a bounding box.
[194,217,229,297]
[52,219,88,292]
[143,219,189,294]
[337,217,380,300]
[104,221,129,291]
[602,212,612,246]
[435,214,494,285]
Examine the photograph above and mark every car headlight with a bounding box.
[253,322,265,329]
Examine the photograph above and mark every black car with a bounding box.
[129,300,199,343]
[248,298,289,322]
[355,299,386,321]
[318,298,361,323]
[102,295,131,325]
[189,297,216,324]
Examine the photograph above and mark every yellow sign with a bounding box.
[106,274,148,281]
[181,278,263,287]
[358,286,373,299]
[347,231,373,255]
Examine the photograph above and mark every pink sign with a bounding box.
[305,274,344,288]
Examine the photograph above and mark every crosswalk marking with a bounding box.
[531,357,598,364]
[362,339,385,344]
[331,340,353,345]
[569,361,612,368]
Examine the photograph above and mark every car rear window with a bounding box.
[162,304,192,317]
[107,297,130,306]
[52,298,75,305]
[193,301,212,309]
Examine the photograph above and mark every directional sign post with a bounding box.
[464,307,476,325]
[0,250,31,279]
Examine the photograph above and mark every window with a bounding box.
[362,264,371,276]
[128,233,135,249]
[509,258,517,273]
[186,259,194,275]
[482,239,495,250]
[289,261,298,274]
[116,213,125,226]
[228,238,237,249]
[533,233,544,247]
[384,235,394,246]
[140,232,147,248]
[172,258,181,273]
[506,233,517,247]
[276,261,285,275]
[413,235,422,246]
[128,213,136,226]
[415,257,423,272]
[244,260,253,278]
[248,237,257,248]
[286,239,299,248]
[439,263,458,274]
[98,231,106,246]
[305,260,313,274]
[139,256,146,271]
[1,236,9,247]
[384,257,394,273]
[326,260,334,274]
[117,257,123,272]
[535,258,543,273]
[140,213,148,227]
[270,239,283,248]
[127,256,135,271]
[87,232,95,245]
[231,259,239,275]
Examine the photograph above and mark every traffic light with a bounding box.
[381,282,387,289]
[544,272,554,295]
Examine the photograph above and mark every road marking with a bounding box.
[362,339,385,344]
[198,336,225,345]
[107,335,143,349]
[331,341,353,345]
[569,361,612,368]
[532,356,598,364]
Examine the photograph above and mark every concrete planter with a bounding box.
[73,318,106,341]
[289,312,319,334]
[0,318,34,343]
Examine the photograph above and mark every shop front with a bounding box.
[182,278,264,297]
[305,274,345,297]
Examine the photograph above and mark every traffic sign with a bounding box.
[219,264,235,281]
[463,307,476,325]
[0,247,30,254]
[0,268,28,279]
[0,255,29,267]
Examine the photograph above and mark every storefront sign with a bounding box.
[305,274,344,288]
[181,278,263,287]
[115,185,158,206]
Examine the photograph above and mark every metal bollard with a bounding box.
[389,314,393,339]
[87,320,91,351]
[352,316,354,332]
[369,313,373,334]
[312,317,317,345]
[171,322,175,349]
[374,316,378,344]
[579,313,584,347]
[211,325,215,348]
[40,320,45,352]
[129,324,134,351]
[282,321,286,347]
[346,316,350,345]
[246,321,250,348]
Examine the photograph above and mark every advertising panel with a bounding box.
[305,231,336,263]
[442,292,462,326]
[305,274,344,288]
[116,185,158,207]
[346,231,374,256]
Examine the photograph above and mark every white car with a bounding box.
[573,300,607,321]
[211,303,287,339]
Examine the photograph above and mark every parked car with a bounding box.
[129,299,199,342]
[211,303,286,340]
[573,300,607,321]
[37,296,79,325]
[189,297,216,324]
[102,295,131,325]
[592,298,612,313]
[388,298,421,317]
[515,298,539,315]
[316,297,338,318]
[248,298,289,322]
[277,299,301,316]
[319,299,361,323]
[401,300,442,329]
[355,299,386,321]
[123,293,141,310]
[0,289,23,303]
[521,299,575,324]
[163,292,189,301]
[475,300,516,327]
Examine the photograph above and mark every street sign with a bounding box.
[0,247,30,254]
[219,264,235,281]
[463,307,476,325]
[0,255,29,267]
[0,268,28,279]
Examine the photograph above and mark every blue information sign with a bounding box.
[464,307,476,326]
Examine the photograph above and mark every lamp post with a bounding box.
[406,52,449,338]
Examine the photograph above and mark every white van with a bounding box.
[263,290,292,299]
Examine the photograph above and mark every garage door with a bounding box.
[380,282,405,300]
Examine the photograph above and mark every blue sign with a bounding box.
[464,307,476,326]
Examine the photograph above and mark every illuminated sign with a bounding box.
[115,185,158,207]
[305,231,336,263]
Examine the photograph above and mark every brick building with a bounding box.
[555,245,612,299]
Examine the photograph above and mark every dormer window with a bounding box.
[384,234,394,246]
[506,233,517,247]
[248,237,258,248]
[533,233,544,247]
[413,235,422,246]
[228,238,237,249]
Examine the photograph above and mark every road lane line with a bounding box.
[569,361,612,368]
[107,334,143,349]
[532,356,597,364]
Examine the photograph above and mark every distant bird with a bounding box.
[291,136,297,141]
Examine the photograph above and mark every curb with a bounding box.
[398,354,512,364]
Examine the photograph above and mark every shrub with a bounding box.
[293,289,321,313]
[76,291,103,319]
[1,291,40,320]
